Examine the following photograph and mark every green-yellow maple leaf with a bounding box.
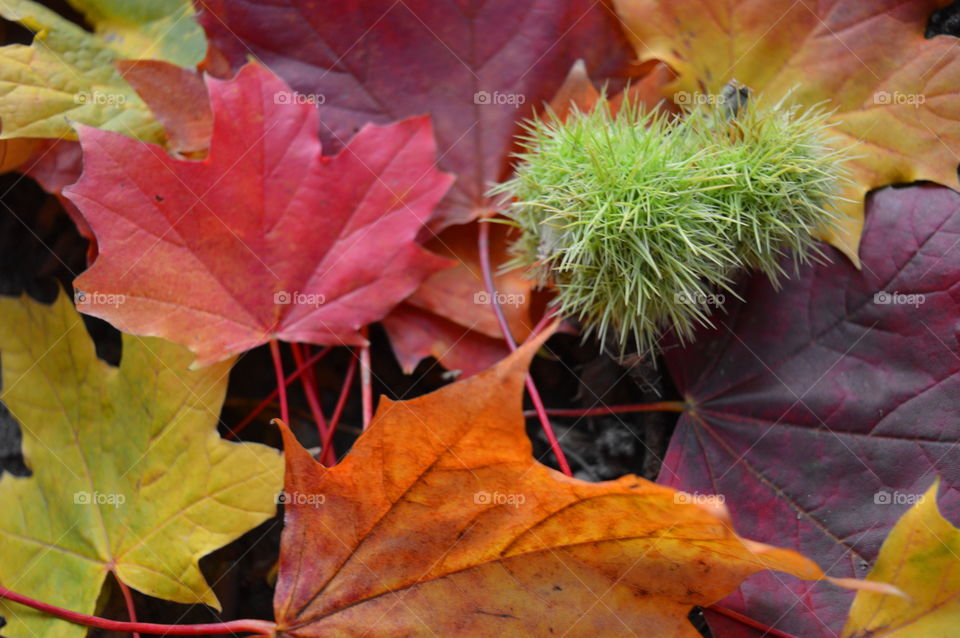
[842,479,960,637]
[0,0,203,142]
[65,0,206,68]
[0,290,283,638]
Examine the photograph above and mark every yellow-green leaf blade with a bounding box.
[842,479,960,637]
[0,291,283,638]
[66,0,206,67]
[0,0,167,141]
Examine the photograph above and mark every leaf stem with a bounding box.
[228,346,332,439]
[524,401,687,418]
[477,220,572,476]
[269,339,289,425]
[290,342,328,440]
[708,604,797,638]
[524,373,571,475]
[0,586,275,636]
[529,307,560,338]
[115,576,140,638]
[321,350,358,465]
[360,328,373,429]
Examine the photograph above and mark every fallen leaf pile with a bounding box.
[0,0,958,636]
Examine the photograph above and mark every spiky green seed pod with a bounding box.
[682,99,851,281]
[491,91,851,353]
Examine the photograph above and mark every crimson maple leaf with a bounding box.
[65,63,453,366]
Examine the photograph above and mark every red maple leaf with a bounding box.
[65,63,453,366]
[195,0,634,230]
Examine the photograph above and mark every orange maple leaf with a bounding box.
[271,330,890,636]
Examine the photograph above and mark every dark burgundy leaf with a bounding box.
[660,184,960,637]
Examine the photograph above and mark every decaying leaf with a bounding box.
[842,479,960,637]
[613,0,960,263]
[271,329,886,636]
[0,290,283,638]
[65,62,453,367]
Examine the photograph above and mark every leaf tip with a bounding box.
[827,576,908,599]
[273,418,326,473]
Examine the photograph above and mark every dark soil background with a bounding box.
[2,1,959,636]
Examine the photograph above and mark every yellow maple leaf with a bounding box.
[843,479,959,637]
[0,290,283,638]
[613,0,960,264]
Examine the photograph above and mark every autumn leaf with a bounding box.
[64,62,453,367]
[195,0,635,230]
[117,59,213,155]
[0,0,188,142]
[412,223,540,343]
[269,328,884,637]
[612,0,960,263]
[0,290,283,638]
[382,303,510,379]
[658,185,960,637]
[842,479,959,637]
[0,138,37,173]
[65,0,206,67]
[20,60,211,255]
[545,58,678,122]
[383,222,544,377]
